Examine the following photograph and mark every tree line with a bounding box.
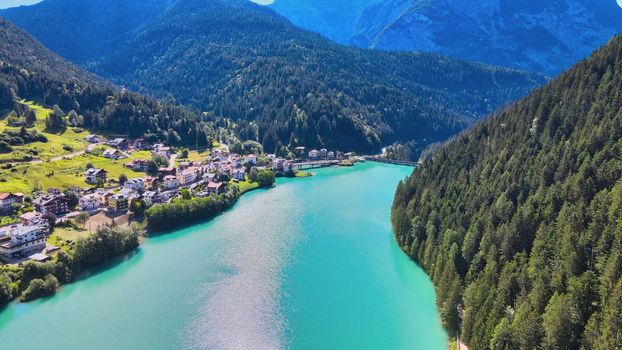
[392,35,622,349]
[0,224,142,306]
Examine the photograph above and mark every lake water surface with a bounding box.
[0,162,447,349]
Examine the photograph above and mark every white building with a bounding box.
[124,178,145,192]
[85,134,99,143]
[245,154,257,165]
[79,193,101,211]
[232,168,246,181]
[0,225,47,261]
[163,175,180,190]
[272,158,284,171]
[102,149,120,159]
[84,168,107,184]
[283,161,292,173]
[309,149,319,159]
[142,191,162,206]
[179,170,198,186]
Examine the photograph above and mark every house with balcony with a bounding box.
[207,182,225,195]
[163,175,180,190]
[33,194,69,215]
[232,168,246,181]
[0,192,24,211]
[79,193,102,211]
[108,194,129,212]
[125,178,145,192]
[85,168,107,184]
[0,225,47,261]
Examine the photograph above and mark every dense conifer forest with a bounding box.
[0,19,227,147]
[392,35,622,349]
[2,0,546,155]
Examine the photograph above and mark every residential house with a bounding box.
[142,191,162,206]
[124,178,145,192]
[33,195,69,215]
[327,151,335,159]
[163,175,180,190]
[294,146,306,157]
[133,138,149,150]
[320,149,328,158]
[103,149,120,159]
[153,144,172,159]
[207,182,225,195]
[272,158,284,171]
[84,168,107,184]
[203,173,217,182]
[283,161,292,173]
[79,194,101,211]
[0,193,24,210]
[19,212,49,234]
[159,167,176,176]
[0,225,47,261]
[126,159,150,172]
[85,134,100,143]
[309,149,319,159]
[245,154,257,165]
[20,212,44,226]
[108,194,129,212]
[108,138,129,150]
[179,169,198,186]
[232,168,246,181]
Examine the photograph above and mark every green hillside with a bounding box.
[392,35,622,349]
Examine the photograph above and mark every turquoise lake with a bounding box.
[0,162,447,349]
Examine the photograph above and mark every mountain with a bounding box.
[0,18,106,86]
[0,0,174,64]
[392,35,622,349]
[269,0,622,76]
[0,18,220,147]
[1,0,544,155]
[269,0,378,44]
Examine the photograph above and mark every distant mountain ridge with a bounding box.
[0,0,175,64]
[1,0,545,155]
[0,17,222,148]
[269,0,622,75]
[0,18,108,87]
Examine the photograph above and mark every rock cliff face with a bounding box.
[271,0,622,75]
[269,0,378,44]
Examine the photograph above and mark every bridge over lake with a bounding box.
[291,160,340,170]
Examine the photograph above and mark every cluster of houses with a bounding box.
[0,138,351,263]
[295,146,351,161]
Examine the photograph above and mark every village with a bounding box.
[0,134,359,264]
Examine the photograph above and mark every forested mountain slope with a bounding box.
[0,0,174,64]
[0,18,107,87]
[98,0,544,154]
[0,19,220,147]
[392,35,622,349]
[1,0,545,154]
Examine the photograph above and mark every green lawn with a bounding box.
[235,179,260,194]
[0,102,92,162]
[0,153,144,193]
[48,226,92,250]
[0,101,153,193]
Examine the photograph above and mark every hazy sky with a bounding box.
[0,0,275,9]
[0,0,40,9]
